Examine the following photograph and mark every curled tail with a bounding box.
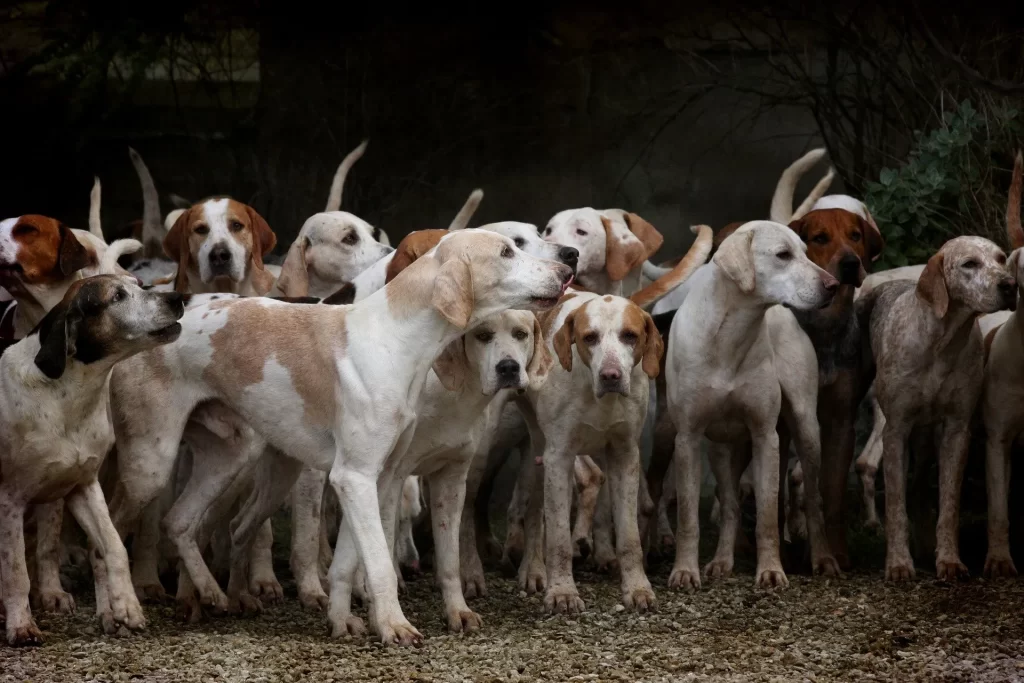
[770,148,827,223]
[326,139,369,212]
[791,166,836,220]
[630,225,713,309]
[100,239,143,275]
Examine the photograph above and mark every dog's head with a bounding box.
[407,230,574,330]
[542,208,661,282]
[0,215,96,293]
[276,211,392,298]
[433,310,552,394]
[916,236,1016,319]
[788,208,883,287]
[31,274,185,379]
[479,221,579,272]
[553,295,663,398]
[163,198,277,294]
[713,221,839,310]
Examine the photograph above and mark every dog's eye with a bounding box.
[112,288,126,303]
[811,234,829,245]
[194,224,210,235]
[544,227,552,236]
[582,332,599,345]
[776,251,793,261]
[620,331,638,345]
[501,246,514,259]
[514,237,525,248]
[961,260,979,269]
[849,231,861,242]
[343,233,359,245]
[229,220,244,232]
[475,331,494,343]
[512,328,529,341]
[12,223,38,237]
[576,229,588,237]
[996,253,1007,265]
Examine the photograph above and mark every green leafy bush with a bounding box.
[864,100,1020,269]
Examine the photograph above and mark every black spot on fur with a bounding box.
[271,296,322,305]
[322,283,356,305]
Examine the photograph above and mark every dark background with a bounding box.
[1,1,1022,259]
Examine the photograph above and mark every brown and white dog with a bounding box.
[0,275,184,646]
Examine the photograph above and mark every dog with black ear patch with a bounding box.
[0,274,184,646]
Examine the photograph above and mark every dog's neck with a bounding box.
[188,269,264,297]
[911,295,981,356]
[692,265,773,367]
[11,337,117,418]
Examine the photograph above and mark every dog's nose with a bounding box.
[166,292,185,308]
[496,359,520,380]
[209,245,231,267]
[559,247,579,270]
[999,279,1015,296]
[839,253,861,285]
[599,368,621,383]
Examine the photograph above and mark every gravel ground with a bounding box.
[4,557,1024,683]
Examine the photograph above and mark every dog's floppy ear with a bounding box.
[322,282,356,305]
[245,205,277,267]
[916,250,948,318]
[1009,248,1024,288]
[432,337,469,391]
[276,236,310,297]
[164,207,194,293]
[861,212,885,263]
[431,257,474,329]
[601,216,647,281]
[553,309,577,372]
[624,213,664,261]
[639,309,664,379]
[527,313,554,390]
[386,240,420,283]
[33,301,82,379]
[787,218,809,242]
[713,229,756,294]
[57,224,94,276]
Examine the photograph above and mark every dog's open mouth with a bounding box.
[149,322,182,340]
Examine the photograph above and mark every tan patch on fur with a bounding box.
[601,216,646,281]
[6,215,95,284]
[385,229,447,283]
[621,302,664,378]
[204,300,343,428]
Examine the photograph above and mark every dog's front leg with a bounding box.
[33,500,75,614]
[882,418,915,581]
[542,441,584,615]
[750,429,787,589]
[570,455,604,563]
[429,458,483,633]
[984,423,1017,578]
[460,448,488,599]
[0,493,41,646]
[935,419,971,582]
[668,432,702,591]
[65,479,146,636]
[605,440,656,612]
[291,466,329,609]
[517,456,547,593]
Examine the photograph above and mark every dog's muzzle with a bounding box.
[496,358,522,389]
[208,244,233,275]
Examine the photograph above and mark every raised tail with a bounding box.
[447,189,484,231]
[128,147,164,253]
[1008,150,1023,250]
[89,176,104,239]
[791,166,836,220]
[326,139,369,212]
[770,148,827,223]
[629,225,713,309]
[100,239,143,275]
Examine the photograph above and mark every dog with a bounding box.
[0,275,184,646]
[858,235,1016,581]
[665,221,839,591]
[104,229,572,645]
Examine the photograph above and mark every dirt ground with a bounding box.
[4,549,1024,683]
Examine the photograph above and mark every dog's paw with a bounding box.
[935,558,969,583]
[447,609,483,634]
[755,568,789,590]
[462,572,488,600]
[885,558,916,582]
[668,567,701,592]
[595,555,619,575]
[134,582,170,604]
[983,553,1018,579]
[813,555,842,578]
[544,586,585,615]
[518,563,546,595]
[38,588,76,614]
[622,585,657,613]
[249,578,283,605]
[229,592,263,617]
[6,621,43,647]
[298,587,330,611]
[175,595,203,623]
[703,559,733,581]
[330,615,366,639]
[376,617,423,647]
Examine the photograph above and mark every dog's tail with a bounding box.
[447,189,484,231]
[629,225,713,309]
[100,239,143,275]
[168,193,193,210]
[89,176,104,240]
[790,166,836,221]
[128,147,164,251]
[1008,150,1023,250]
[326,139,369,212]
[770,148,828,223]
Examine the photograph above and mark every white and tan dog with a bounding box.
[105,229,573,645]
[0,275,184,646]
[665,221,840,591]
